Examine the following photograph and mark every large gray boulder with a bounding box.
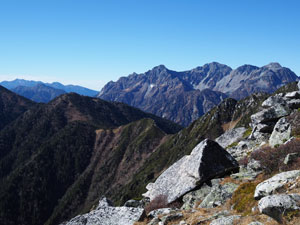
[143,139,239,204]
[269,117,291,147]
[250,105,290,128]
[262,94,286,107]
[61,198,145,225]
[215,127,246,148]
[254,170,300,199]
[258,194,300,222]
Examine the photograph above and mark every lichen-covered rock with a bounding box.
[61,198,145,225]
[258,194,300,222]
[148,208,175,218]
[143,139,239,203]
[124,199,145,208]
[215,127,246,148]
[269,117,291,147]
[209,215,241,225]
[199,183,238,208]
[250,105,290,128]
[181,179,220,210]
[262,94,286,107]
[254,170,300,199]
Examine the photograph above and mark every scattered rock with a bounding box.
[215,127,246,148]
[248,222,264,225]
[199,183,238,208]
[181,179,220,210]
[254,170,300,199]
[262,95,286,107]
[251,105,290,128]
[269,117,291,147]
[160,212,183,224]
[286,99,300,109]
[143,139,239,204]
[258,194,300,222]
[124,199,145,208]
[284,153,299,165]
[209,215,241,225]
[148,208,174,218]
[247,159,262,172]
[61,198,145,225]
[284,91,300,99]
[231,167,260,181]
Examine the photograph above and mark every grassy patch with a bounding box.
[231,182,258,216]
[243,127,252,138]
[227,141,238,149]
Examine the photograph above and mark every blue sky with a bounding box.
[0,0,299,90]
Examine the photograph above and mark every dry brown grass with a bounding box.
[222,117,242,131]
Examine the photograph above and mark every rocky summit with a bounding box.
[142,139,239,204]
[98,62,298,126]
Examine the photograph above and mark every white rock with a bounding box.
[215,127,246,148]
[258,194,300,222]
[61,198,145,225]
[254,170,300,199]
[269,117,291,147]
[210,215,241,225]
[143,139,239,203]
[284,91,300,99]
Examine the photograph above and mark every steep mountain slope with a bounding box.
[0,93,181,225]
[12,83,66,102]
[98,62,297,126]
[0,79,98,97]
[114,93,269,204]
[0,85,36,130]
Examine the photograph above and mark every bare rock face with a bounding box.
[215,127,246,148]
[258,194,300,222]
[61,198,145,225]
[142,139,239,204]
[269,117,291,147]
[254,170,300,199]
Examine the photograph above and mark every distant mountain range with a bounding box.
[98,62,298,126]
[0,86,181,225]
[0,79,98,102]
[12,84,66,103]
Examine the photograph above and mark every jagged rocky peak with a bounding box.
[151,64,168,72]
[263,62,282,70]
[234,64,259,73]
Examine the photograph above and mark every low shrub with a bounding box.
[144,194,168,214]
[250,139,300,174]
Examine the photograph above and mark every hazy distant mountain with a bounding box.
[0,79,98,97]
[12,83,66,102]
[98,62,298,126]
[0,85,36,130]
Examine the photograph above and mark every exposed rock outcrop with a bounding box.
[258,194,300,222]
[254,170,300,199]
[61,198,145,225]
[199,182,238,208]
[209,215,241,225]
[269,117,291,147]
[143,139,239,203]
[215,127,246,148]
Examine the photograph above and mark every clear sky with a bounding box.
[0,0,299,90]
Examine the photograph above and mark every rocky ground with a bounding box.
[62,83,300,225]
